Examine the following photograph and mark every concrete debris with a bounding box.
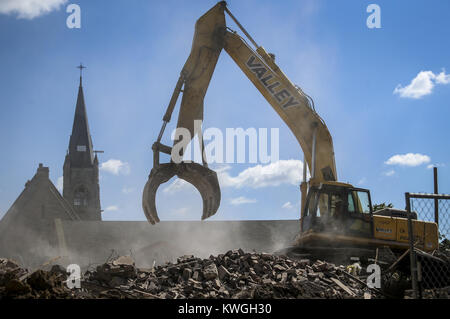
[0,251,447,299]
[404,286,450,299]
[112,255,135,267]
[202,263,218,280]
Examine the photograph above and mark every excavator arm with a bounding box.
[142,3,225,224]
[223,30,337,183]
[143,2,337,224]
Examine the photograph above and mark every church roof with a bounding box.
[0,164,80,234]
[67,76,95,167]
[2,164,80,222]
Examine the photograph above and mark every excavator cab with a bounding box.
[301,183,374,240]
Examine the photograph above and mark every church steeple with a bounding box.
[68,65,94,167]
[63,65,102,221]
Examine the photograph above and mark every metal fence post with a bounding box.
[405,192,419,299]
[434,167,439,225]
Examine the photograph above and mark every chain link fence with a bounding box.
[405,192,450,299]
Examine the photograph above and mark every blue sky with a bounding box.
[0,0,449,222]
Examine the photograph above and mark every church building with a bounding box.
[0,68,297,269]
[0,68,102,265]
[63,70,101,221]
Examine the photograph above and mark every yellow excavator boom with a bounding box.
[223,30,337,183]
[142,2,442,264]
[175,1,337,183]
[143,1,338,224]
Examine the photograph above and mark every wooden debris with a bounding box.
[330,277,356,297]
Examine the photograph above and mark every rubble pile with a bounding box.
[86,250,383,299]
[1,251,385,299]
[404,286,450,299]
[0,258,75,299]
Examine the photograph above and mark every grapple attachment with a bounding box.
[142,163,176,225]
[142,162,221,224]
[143,2,226,224]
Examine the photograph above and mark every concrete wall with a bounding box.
[0,220,299,268]
[1,219,300,269]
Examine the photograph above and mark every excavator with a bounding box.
[142,2,440,265]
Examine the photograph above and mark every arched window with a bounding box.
[74,186,88,207]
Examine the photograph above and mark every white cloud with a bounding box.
[169,207,189,216]
[218,160,304,189]
[282,201,294,209]
[394,70,450,99]
[162,160,304,194]
[385,153,430,167]
[100,159,130,176]
[122,187,134,194]
[427,163,445,170]
[0,0,67,19]
[230,196,257,206]
[163,179,190,194]
[105,205,118,212]
[357,177,367,185]
[435,71,450,84]
[383,170,395,177]
[56,176,63,192]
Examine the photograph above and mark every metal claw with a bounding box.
[142,162,221,224]
[142,163,177,224]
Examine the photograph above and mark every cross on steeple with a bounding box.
[77,63,86,86]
